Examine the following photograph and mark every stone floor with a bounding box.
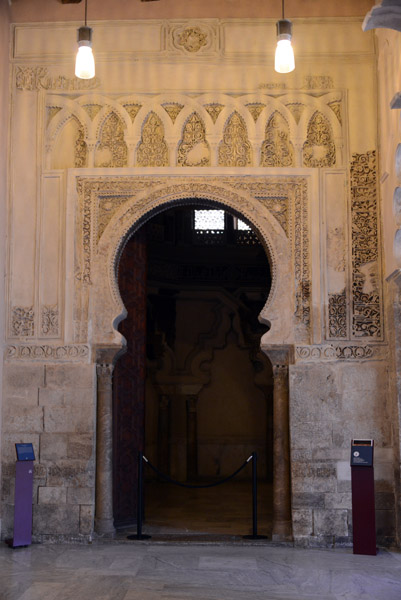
[0,541,400,600]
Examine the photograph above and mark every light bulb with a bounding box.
[75,26,95,80]
[274,19,295,74]
[275,39,295,74]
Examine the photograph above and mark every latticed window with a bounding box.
[194,210,250,231]
[194,209,225,230]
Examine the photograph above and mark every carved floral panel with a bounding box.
[177,112,210,166]
[303,111,336,168]
[218,112,252,167]
[260,112,294,167]
[136,112,169,167]
[95,112,128,168]
[350,151,382,339]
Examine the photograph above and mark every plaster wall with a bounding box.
[9,0,376,23]
[1,17,394,546]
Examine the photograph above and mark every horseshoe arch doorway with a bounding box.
[112,199,274,536]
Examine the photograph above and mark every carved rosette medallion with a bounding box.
[218,112,252,167]
[350,151,382,339]
[260,112,294,167]
[177,112,210,166]
[11,307,34,337]
[302,111,336,167]
[176,26,208,53]
[136,112,169,167]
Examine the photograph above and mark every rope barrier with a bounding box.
[127,450,267,541]
[142,454,252,489]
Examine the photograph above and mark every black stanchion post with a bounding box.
[252,451,257,537]
[127,451,151,540]
[244,451,267,540]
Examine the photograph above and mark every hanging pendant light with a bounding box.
[75,0,95,80]
[275,0,295,74]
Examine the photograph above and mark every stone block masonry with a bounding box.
[1,362,96,542]
[289,361,395,547]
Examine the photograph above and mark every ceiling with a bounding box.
[8,0,376,23]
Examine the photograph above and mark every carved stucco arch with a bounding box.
[89,179,294,352]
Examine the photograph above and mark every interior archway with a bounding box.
[113,200,274,537]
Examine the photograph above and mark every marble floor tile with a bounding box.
[0,542,400,600]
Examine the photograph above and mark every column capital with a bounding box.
[94,344,126,367]
[262,344,294,369]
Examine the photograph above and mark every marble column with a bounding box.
[272,362,292,540]
[158,394,170,475]
[95,362,116,536]
[186,395,198,481]
[263,346,293,541]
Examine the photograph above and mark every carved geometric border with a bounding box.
[295,343,388,362]
[76,175,311,336]
[6,344,90,361]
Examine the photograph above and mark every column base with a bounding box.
[272,520,293,541]
[95,518,116,537]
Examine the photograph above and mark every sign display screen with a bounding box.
[351,439,373,467]
[15,443,35,461]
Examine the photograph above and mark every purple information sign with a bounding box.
[12,460,34,547]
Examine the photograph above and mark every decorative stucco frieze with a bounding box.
[41,305,59,337]
[302,75,334,90]
[16,66,100,91]
[350,151,383,339]
[11,306,34,337]
[45,91,344,169]
[6,344,90,361]
[328,292,347,338]
[295,344,388,362]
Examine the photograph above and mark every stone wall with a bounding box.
[1,362,96,542]
[290,360,395,547]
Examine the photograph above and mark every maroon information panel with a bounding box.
[10,443,35,548]
[350,439,376,556]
